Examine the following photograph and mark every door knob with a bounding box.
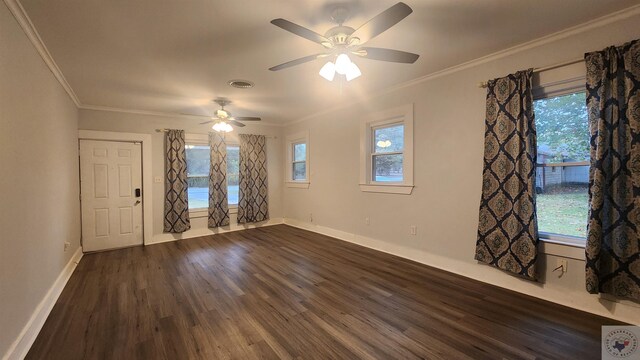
[134,200,141,205]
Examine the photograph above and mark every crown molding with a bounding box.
[4,0,81,107]
[285,3,640,126]
[79,104,284,127]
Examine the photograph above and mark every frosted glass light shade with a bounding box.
[345,62,361,81]
[319,61,336,81]
[334,53,351,75]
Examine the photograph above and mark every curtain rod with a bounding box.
[155,129,277,139]
[477,57,584,88]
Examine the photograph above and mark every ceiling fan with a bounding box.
[269,2,419,82]
[198,99,261,132]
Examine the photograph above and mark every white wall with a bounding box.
[0,2,81,357]
[282,13,640,323]
[78,109,284,244]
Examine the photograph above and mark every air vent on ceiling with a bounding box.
[228,79,254,89]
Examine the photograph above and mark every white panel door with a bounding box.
[80,140,143,252]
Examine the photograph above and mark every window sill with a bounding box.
[538,234,585,260]
[359,184,414,195]
[189,206,238,219]
[285,181,310,189]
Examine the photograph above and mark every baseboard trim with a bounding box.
[282,218,639,325]
[148,218,284,245]
[2,246,83,360]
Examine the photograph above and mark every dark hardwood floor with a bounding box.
[27,225,618,359]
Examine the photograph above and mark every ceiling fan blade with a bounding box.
[199,120,214,125]
[269,53,326,71]
[349,2,412,45]
[229,120,246,128]
[233,116,261,121]
[354,47,419,63]
[271,19,331,47]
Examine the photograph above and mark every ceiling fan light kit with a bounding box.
[269,2,419,83]
[212,121,234,133]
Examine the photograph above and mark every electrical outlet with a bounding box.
[64,242,70,252]
[365,217,370,225]
[154,176,162,183]
[410,225,417,235]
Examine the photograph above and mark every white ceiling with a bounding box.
[19,0,640,124]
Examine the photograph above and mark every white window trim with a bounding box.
[285,130,310,188]
[532,66,588,251]
[184,133,239,217]
[359,104,414,194]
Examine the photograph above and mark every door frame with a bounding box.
[78,130,153,245]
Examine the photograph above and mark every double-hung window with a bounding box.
[360,104,414,194]
[185,144,209,211]
[371,123,404,182]
[533,90,589,244]
[285,131,310,188]
[184,134,239,215]
[292,142,307,180]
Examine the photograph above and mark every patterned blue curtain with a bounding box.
[585,39,640,301]
[164,129,191,233]
[238,134,269,224]
[208,133,230,228]
[475,69,539,280]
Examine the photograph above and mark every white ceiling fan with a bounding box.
[198,99,261,132]
[269,2,419,82]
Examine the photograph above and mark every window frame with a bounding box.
[285,131,310,188]
[184,133,238,218]
[360,104,414,194]
[533,82,588,247]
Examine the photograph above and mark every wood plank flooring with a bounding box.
[27,225,620,359]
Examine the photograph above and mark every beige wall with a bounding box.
[282,14,640,323]
[78,109,284,243]
[0,2,81,357]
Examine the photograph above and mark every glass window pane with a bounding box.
[293,143,306,162]
[293,162,306,180]
[185,145,209,209]
[534,92,589,163]
[227,146,239,205]
[534,91,589,238]
[373,154,403,182]
[374,124,404,153]
[536,165,589,237]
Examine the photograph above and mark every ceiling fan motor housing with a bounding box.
[325,26,355,46]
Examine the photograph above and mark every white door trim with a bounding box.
[78,130,153,245]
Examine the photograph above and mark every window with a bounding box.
[227,146,239,206]
[285,131,310,188]
[534,91,589,240]
[360,104,414,194]
[292,142,307,180]
[372,123,404,182]
[185,144,209,210]
[185,137,239,213]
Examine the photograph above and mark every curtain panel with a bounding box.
[585,39,640,301]
[208,132,230,228]
[164,129,191,233]
[475,69,539,280]
[237,134,269,224]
